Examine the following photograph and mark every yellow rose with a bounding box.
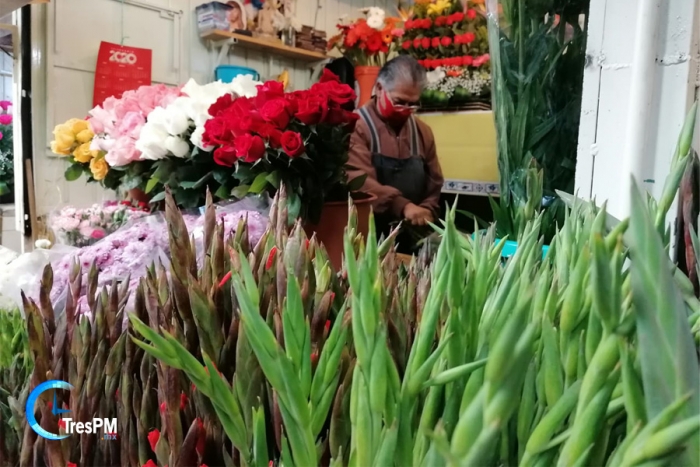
[72,142,97,163]
[90,157,109,181]
[76,128,94,144]
[51,124,75,155]
[66,118,89,135]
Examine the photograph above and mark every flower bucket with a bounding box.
[305,193,377,270]
[354,66,380,108]
[472,231,549,260]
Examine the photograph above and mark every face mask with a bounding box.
[377,89,415,123]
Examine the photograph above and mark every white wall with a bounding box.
[576,0,699,223]
[27,0,395,219]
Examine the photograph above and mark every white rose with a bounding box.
[164,105,190,135]
[191,126,212,151]
[165,136,191,158]
[136,125,169,160]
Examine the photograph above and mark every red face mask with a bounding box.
[377,89,415,124]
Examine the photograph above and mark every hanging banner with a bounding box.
[92,41,152,107]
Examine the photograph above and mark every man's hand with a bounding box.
[403,203,434,226]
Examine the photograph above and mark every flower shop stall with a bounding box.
[419,110,499,196]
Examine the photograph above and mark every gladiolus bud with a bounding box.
[115,389,119,401]
[58,419,67,430]
[266,246,278,270]
[67,463,77,467]
[143,461,158,467]
[159,402,166,413]
[180,392,188,410]
[218,271,232,288]
[148,429,160,453]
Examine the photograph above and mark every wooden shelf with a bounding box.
[202,30,328,62]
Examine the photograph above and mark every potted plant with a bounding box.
[328,7,403,107]
[200,70,372,268]
[0,101,14,205]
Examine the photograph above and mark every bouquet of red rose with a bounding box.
[201,70,363,223]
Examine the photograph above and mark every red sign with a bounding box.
[93,42,152,107]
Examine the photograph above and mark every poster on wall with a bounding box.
[92,42,152,107]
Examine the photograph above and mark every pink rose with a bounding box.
[115,112,145,139]
[91,229,106,240]
[0,100,11,111]
[0,114,12,125]
[105,139,140,167]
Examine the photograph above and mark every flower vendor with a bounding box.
[348,55,444,248]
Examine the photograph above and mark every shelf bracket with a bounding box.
[212,38,237,70]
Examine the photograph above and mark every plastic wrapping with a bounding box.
[49,201,150,248]
[23,197,269,319]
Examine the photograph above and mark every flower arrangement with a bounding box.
[0,101,13,199]
[422,66,491,107]
[50,76,261,209]
[399,0,491,105]
[200,70,362,223]
[328,7,403,66]
[49,201,150,248]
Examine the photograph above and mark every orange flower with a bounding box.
[446,70,462,77]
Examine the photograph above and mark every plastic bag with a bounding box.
[0,244,78,314]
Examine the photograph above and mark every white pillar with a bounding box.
[576,0,699,223]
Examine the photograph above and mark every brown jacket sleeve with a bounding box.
[348,121,411,217]
[418,123,444,213]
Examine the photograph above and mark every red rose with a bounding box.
[422,19,432,28]
[313,81,355,107]
[462,55,474,66]
[280,131,305,158]
[431,37,440,48]
[255,81,285,107]
[257,123,283,148]
[435,16,446,26]
[148,429,160,453]
[213,145,238,167]
[453,12,465,22]
[260,98,291,129]
[234,114,266,136]
[295,96,328,125]
[421,37,431,49]
[402,40,411,50]
[202,118,227,146]
[404,20,413,30]
[413,37,422,48]
[464,32,476,44]
[326,107,359,128]
[235,133,266,163]
[466,9,477,20]
[208,93,235,117]
[441,36,452,47]
[319,68,340,83]
[285,93,300,114]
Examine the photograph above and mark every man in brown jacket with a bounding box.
[348,56,444,245]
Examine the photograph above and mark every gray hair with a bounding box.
[376,55,427,92]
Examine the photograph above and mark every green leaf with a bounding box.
[627,178,700,462]
[347,174,368,192]
[287,192,301,225]
[215,185,232,199]
[180,172,213,190]
[64,164,84,182]
[150,191,167,203]
[0,182,9,196]
[249,173,269,194]
[231,185,251,199]
[266,171,281,189]
[145,177,160,194]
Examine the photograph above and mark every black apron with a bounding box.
[358,108,429,252]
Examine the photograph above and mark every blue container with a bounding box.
[472,231,550,260]
[215,65,260,83]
